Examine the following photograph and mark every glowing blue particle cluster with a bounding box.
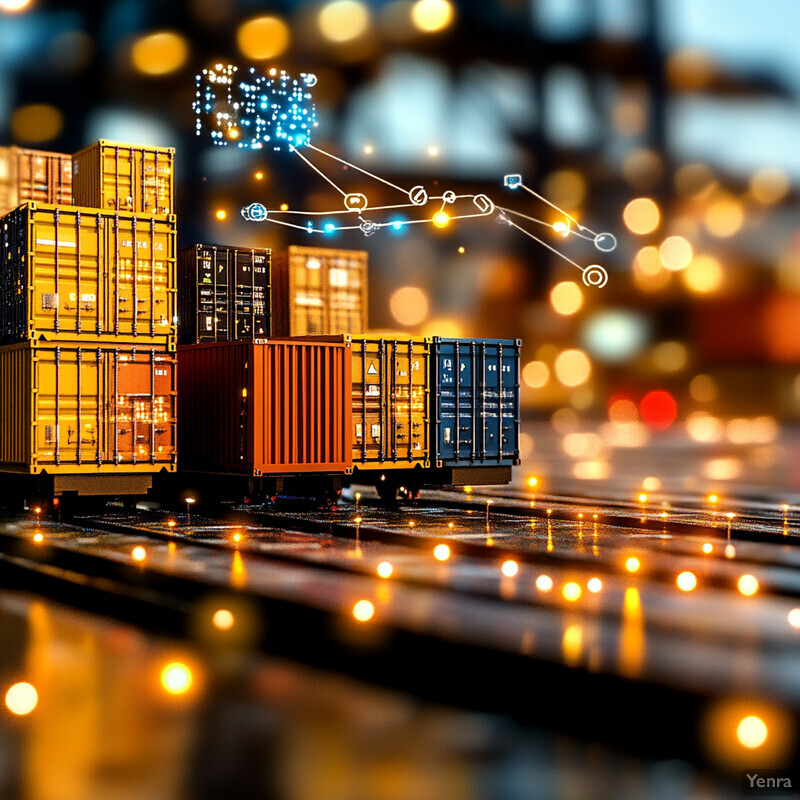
[194,65,318,151]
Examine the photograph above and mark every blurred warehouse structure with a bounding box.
[0,0,798,437]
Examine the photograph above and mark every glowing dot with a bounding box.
[377,561,393,578]
[432,211,450,228]
[562,582,582,601]
[682,254,723,294]
[318,0,371,43]
[546,508,552,515]
[464,486,472,494]
[232,532,242,543]
[352,599,374,622]
[587,578,603,593]
[255,171,264,180]
[215,209,227,220]
[447,522,454,529]
[738,574,759,596]
[32,532,43,543]
[411,0,454,32]
[160,662,192,695]
[522,360,549,389]
[212,609,235,630]
[705,196,743,237]
[750,167,789,204]
[642,476,660,491]
[659,236,693,271]
[550,281,583,316]
[708,494,718,504]
[0,0,32,11]
[168,520,176,528]
[131,31,188,76]
[639,390,677,430]
[5,683,37,716]
[427,145,439,157]
[433,544,451,561]
[676,571,697,591]
[725,544,736,558]
[458,246,465,254]
[354,517,362,524]
[501,560,519,577]
[237,16,290,60]
[638,493,648,503]
[227,128,239,139]
[554,349,591,387]
[408,521,415,528]
[132,546,146,562]
[363,144,373,154]
[702,542,713,554]
[625,557,640,573]
[737,716,768,749]
[536,574,553,591]
[10,104,63,143]
[552,220,570,236]
[623,197,660,234]
[527,477,539,489]
[389,286,429,326]
[787,609,800,628]
[280,203,289,211]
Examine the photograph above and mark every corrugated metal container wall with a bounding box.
[271,246,367,336]
[0,203,176,344]
[72,140,174,215]
[351,336,430,470]
[177,244,271,344]
[0,340,176,474]
[432,338,521,467]
[178,339,353,475]
[0,147,72,215]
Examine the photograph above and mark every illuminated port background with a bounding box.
[1,0,799,497]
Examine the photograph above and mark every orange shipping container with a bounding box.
[72,140,174,215]
[0,146,72,215]
[178,339,353,475]
[0,202,176,345]
[0,339,176,475]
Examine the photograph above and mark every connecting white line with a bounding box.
[290,145,347,197]
[517,182,596,235]
[305,142,409,195]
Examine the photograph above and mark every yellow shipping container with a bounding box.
[0,339,177,476]
[0,146,72,216]
[0,202,176,345]
[271,246,368,336]
[351,336,430,470]
[72,140,174,215]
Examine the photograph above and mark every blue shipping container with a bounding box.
[432,338,521,467]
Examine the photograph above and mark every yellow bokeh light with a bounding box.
[705,196,744,237]
[750,167,789,205]
[659,236,693,271]
[550,281,583,315]
[10,104,63,143]
[542,169,586,209]
[389,286,429,326]
[675,162,716,197]
[652,341,688,372]
[527,476,539,489]
[622,197,660,234]
[638,493,648,503]
[33,532,43,543]
[160,662,192,695]
[432,210,450,228]
[212,609,235,631]
[702,542,713,554]
[787,608,800,629]
[682,255,723,294]
[501,560,519,577]
[215,209,227,220]
[737,715,768,749]
[677,571,697,591]
[625,556,640,573]
[131,31,188,76]
[690,374,718,402]
[708,494,719,504]
[411,0,454,32]
[536,574,553,591]
[5,682,37,715]
[0,0,33,11]
[554,349,591,387]
[237,16,290,60]
[587,577,603,593]
[562,582,582,601]
[132,546,146,562]
[318,0,370,42]
[738,574,759,596]
[352,599,375,621]
[522,360,549,389]
[433,544,451,561]
[642,476,661,491]
[377,561,393,578]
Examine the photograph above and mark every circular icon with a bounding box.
[473,194,495,214]
[409,185,428,206]
[582,265,609,289]
[594,232,617,252]
[442,190,456,204]
[344,193,368,212]
[303,73,318,87]
[360,219,378,236]
[241,203,268,222]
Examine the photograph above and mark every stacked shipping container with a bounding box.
[0,140,177,501]
[0,147,72,216]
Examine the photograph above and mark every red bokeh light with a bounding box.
[640,390,677,429]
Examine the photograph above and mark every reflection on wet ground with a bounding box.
[0,590,742,800]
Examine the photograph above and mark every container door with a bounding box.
[136,148,172,215]
[102,145,136,211]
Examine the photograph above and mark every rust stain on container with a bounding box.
[72,140,174,216]
[0,340,176,474]
[0,202,176,345]
[351,335,430,470]
[0,147,72,216]
[178,339,353,475]
[271,246,367,336]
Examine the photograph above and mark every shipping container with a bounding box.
[72,140,174,215]
[432,338,521,467]
[0,147,72,215]
[351,336,430,470]
[178,339,353,476]
[0,202,176,345]
[271,246,367,336]
[178,243,270,344]
[0,339,176,475]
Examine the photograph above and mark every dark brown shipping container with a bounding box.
[177,244,270,344]
[0,146,72,215]
[271,246,367,336]
[72,140,174,215]
[178,339,353,475]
